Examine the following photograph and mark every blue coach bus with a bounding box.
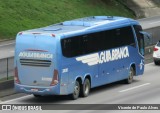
[14,16,147,99]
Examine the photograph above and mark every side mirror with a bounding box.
[140,31,152,46]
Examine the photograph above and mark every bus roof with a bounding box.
[21,16,139,38]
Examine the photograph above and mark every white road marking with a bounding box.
[0,95,32,104]
[149,21,160,24]
[119,83,151,93]
[0,42,15,47]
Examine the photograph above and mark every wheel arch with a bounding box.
[130,63,136,76]
[84,74,91,87]
[75,77,83,85]
[75,73,92,87]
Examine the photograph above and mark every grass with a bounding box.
[0,0,135,39]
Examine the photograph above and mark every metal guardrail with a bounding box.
[0,57,14,81]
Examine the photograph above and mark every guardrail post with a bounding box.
[7,58,8,80]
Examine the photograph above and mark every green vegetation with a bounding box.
[0,0,135,39]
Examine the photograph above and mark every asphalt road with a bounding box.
[1,63,160,104]
[0,63,160,113]
[139,15,160,29]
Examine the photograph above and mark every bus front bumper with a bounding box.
[14,83,60,96]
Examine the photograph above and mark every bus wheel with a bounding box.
[125,67,134,84]
[33,94,42,98]
[81,78,90,97]
[70,80,80,100]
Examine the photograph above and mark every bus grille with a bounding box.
[20,59,52,67]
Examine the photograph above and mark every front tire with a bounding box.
[125,67,134,84]
[70,80,80,100]
[80,78,90,97]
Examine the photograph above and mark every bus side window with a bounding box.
[61,39,71,57]
[82,35,89,54]
[114,26,135,48]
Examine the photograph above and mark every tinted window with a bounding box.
[61,26,135,57]
[133,25,143,38]
[115,26,135,47]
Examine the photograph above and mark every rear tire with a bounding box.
[70,80,80,100]
[80,78,90,97]
[33,94,42,98]
[154,61,159,65]
[125,67,134,84]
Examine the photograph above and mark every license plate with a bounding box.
[31,88,38,92]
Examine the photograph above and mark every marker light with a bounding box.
[18,32,23,35]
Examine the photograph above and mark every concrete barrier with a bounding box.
[0,57,14,80]
[0,80,16,97]
[0,80,14,90]
[144,26,160,45]
[145,45,154,55]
